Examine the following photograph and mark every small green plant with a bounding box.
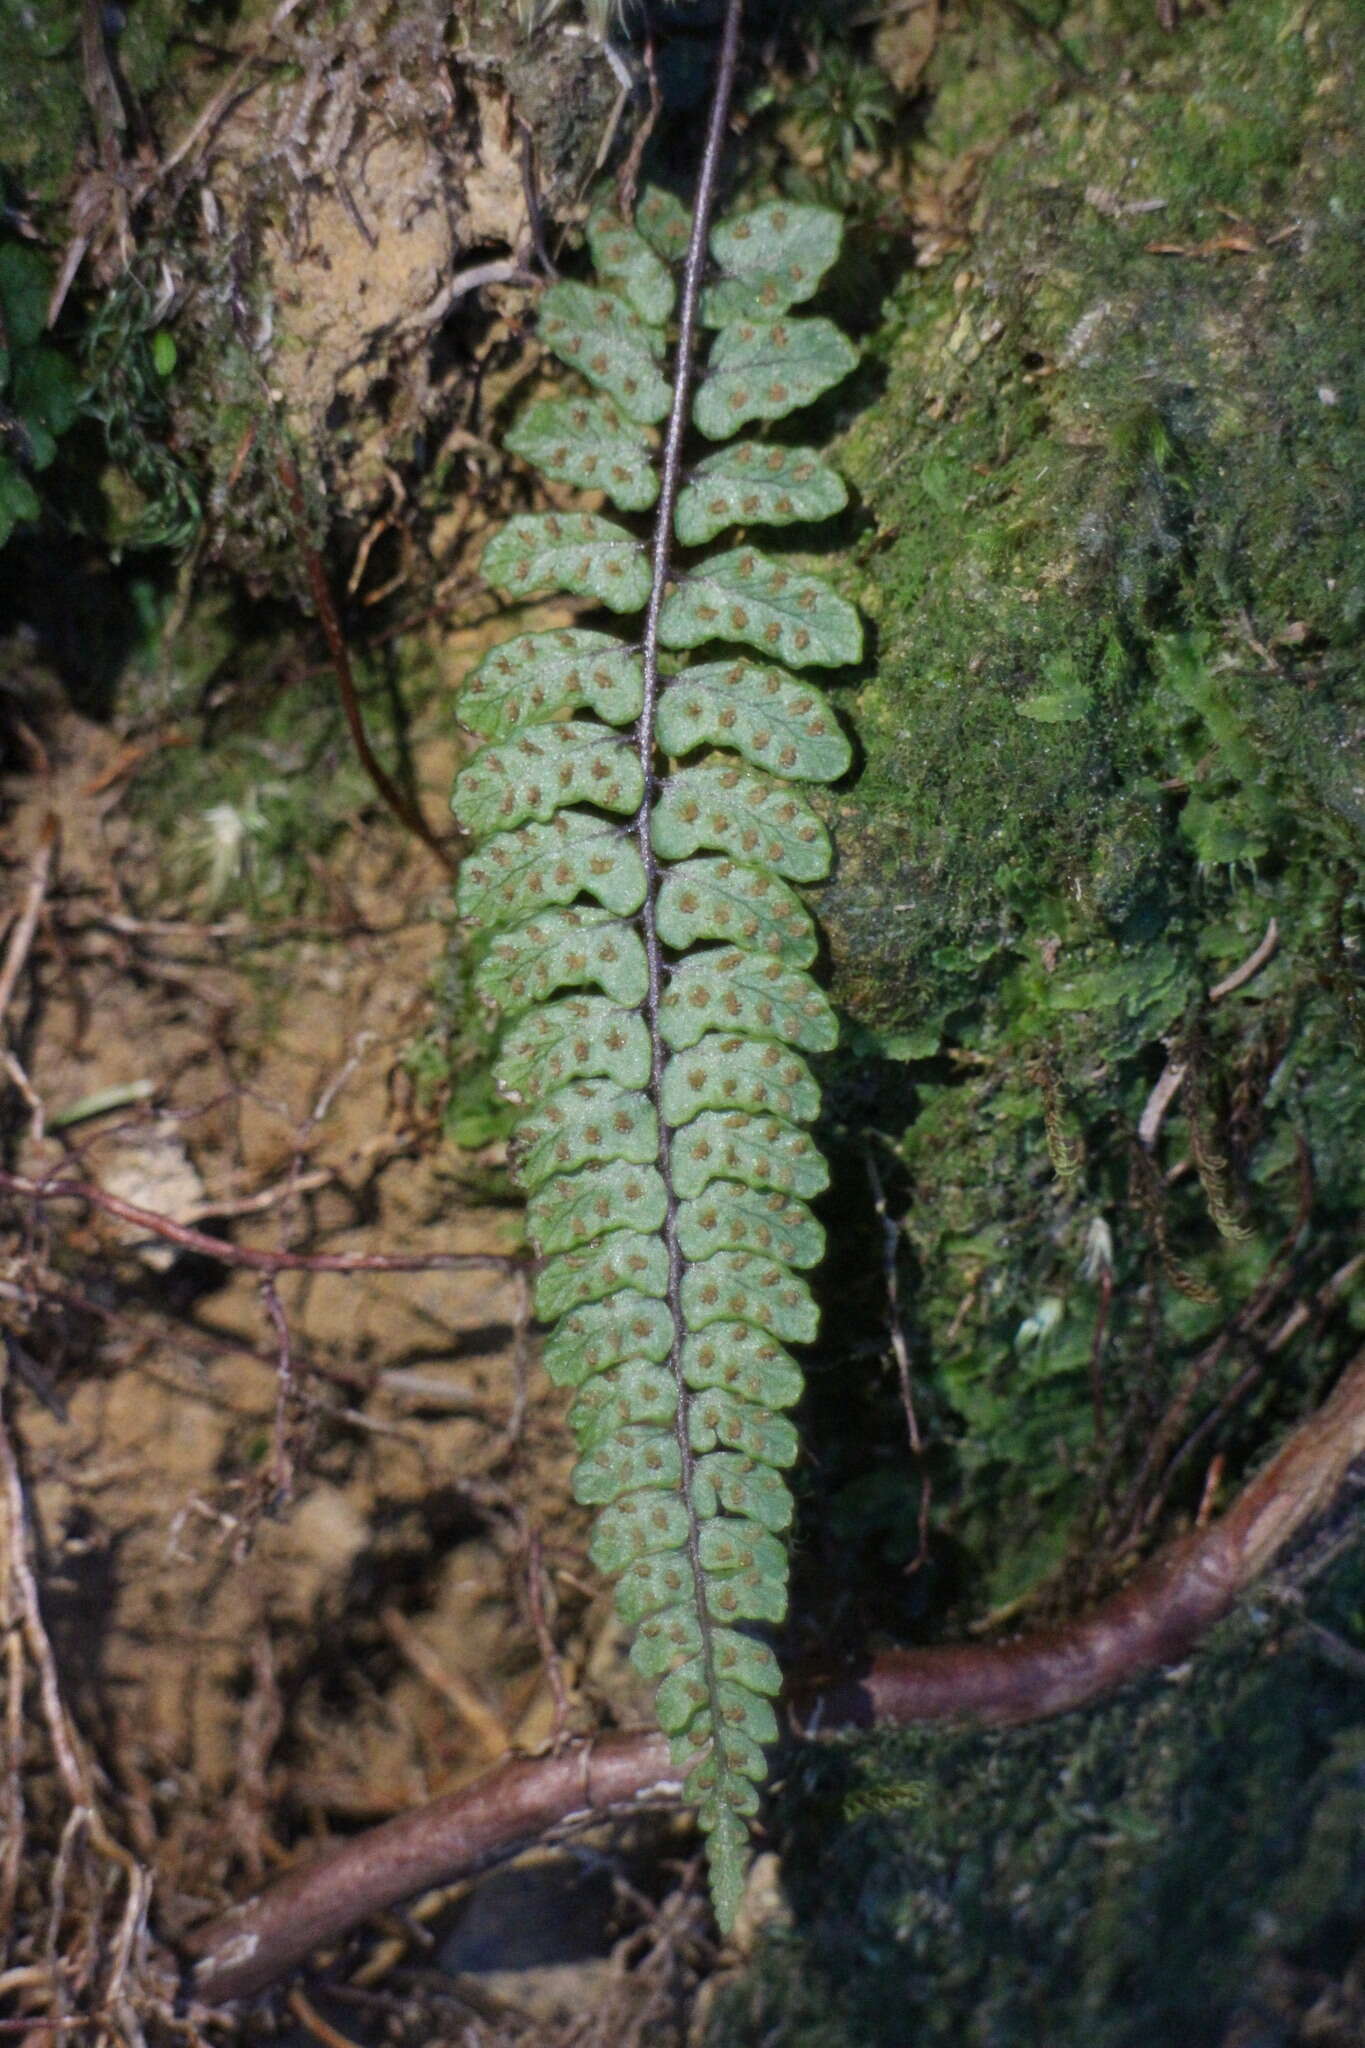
[0,240,81,547]
[452,3,859,1926]
[80,264,200,553]
[788,31,896,209]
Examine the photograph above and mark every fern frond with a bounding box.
[454,0,859,1928]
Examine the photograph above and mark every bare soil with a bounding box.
[0,651,712,2043]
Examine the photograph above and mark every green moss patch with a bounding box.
[811,0,1365,1596]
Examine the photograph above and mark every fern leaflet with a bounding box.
[453,3,859,1929]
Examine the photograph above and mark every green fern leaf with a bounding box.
[633,185,692,264]
[655,856,817,964]
[702,201,843,325]
[674,441,846,546]
[658,660,850,783]
[473,908,649,1015]
[590,1488,695,1570]
[458,152,861,1931]
[457,813,647,927]
[660,950,837,1053]
[659,547,862,668]
[625,1550,790,1650]
[572,1424,682,1504]
[542,1295,677,1388]
[614,1550,719,1626]
[669,1112,831,1201]
[655,1629,781,1737]
[697,1515,790,1578]
[692,1451,794,1531]
[703,1810,756,1935]
[683,1326,805,1409]
[459,630,643,741]
[652,764,831,881]
[695,318,859,439]
[687,1726,769,1801]
[701,1564,787,1628]
[568,1361,678,1447]
[710,1626,785,1695]
[687,1387,801,1464]
[660,1034,820,1126]
[680,1250,819,1344]
[534,1232,671,1322]
[453,722,644,837]
[630,1605,704,1679]
[496,997,652,1099]
[538,280,671,423]
[674,1193,821,1274]
[684,1757,764,1833]
[513,1079,659,1187]
[652,1658,721,1739]
[529,1163,667,1255]
[482,511,650,611]
[676,1185,824,1268]
[683,1726,771,1809]
[504,396,658,512]
[587,208,676,326]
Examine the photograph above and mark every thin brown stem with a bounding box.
[260,1277,297,1501]
[0,1170,519,1277]
[1088,1264,1112,1446]
[0,815,59,1142]
[275,457,458,875]
[0,815,58,1028]
[525,1524,572,1747]
[866,1149,932,1567]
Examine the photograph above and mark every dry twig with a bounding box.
[865,1149,931,1568]
[1138,919,1279,1148]
[0,817,59,1143]
[0,1170,519,1278]
[1,1358,166,2035]
[276,457,459,876]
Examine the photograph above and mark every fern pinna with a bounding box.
[451,8,859,1930]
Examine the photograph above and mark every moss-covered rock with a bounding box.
[809,0,1365,1603]
[708,1534,1365,2047]
[830,0,1362,1042]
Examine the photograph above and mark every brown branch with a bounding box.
[0,814,58,1027]
[189,1731,676,2002]
[275,457,459,876]
[0,814,59,1140]
[1138,918,1280,1148]
[866,1147,931,1568]
[0,1170,519,1278]
[186,1344,1365,2005]
[525,1523,572,1747]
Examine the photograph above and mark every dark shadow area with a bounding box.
[715,1530,1365,2048]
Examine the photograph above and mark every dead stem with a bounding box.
[0,816,59,1144]
[380,1608,509,1765]
[865,1148,932,1568]
[260,1277,297,1501]
[1,1364,162,2036]
[1138,919,1280,1148]
[0,1170,519,1277]
[524,1523,572,1748]
[276,457,459,876]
